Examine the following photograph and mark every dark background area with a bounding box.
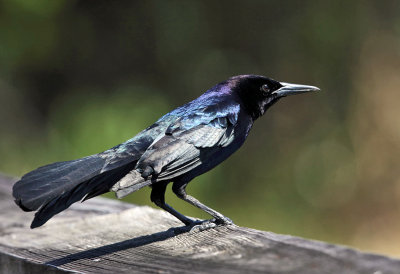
[1,0,400,256]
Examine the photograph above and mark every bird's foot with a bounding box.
[189,219,217,232]
[189,217,234,232]
[214,216,234,225]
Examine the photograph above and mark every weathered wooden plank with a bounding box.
[1,173,399,274]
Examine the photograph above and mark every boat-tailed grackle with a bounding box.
[12,75,319,230]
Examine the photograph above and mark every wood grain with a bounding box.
[1,173,399,273]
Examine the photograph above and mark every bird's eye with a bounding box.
[260,84,270,95]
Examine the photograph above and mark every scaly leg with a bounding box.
[172,181,233,228]
[150,183,194,226]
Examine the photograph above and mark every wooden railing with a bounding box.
[1,174,399,273]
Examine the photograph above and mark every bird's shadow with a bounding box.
[46,225,191,267]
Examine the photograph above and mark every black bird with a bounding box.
[13,75,319,229]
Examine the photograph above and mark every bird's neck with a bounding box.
[239,100,264,121]
[241,97,281,121]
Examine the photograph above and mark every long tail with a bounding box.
[12,155,136,228]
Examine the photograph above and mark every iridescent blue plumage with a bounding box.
[12,75,319,229]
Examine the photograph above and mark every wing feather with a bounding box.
[135,116,236,181]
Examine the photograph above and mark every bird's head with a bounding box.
[228,75,320,119]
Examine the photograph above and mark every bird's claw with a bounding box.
[189,220,217,232]
[214,216,234,225]
[188,217,234,232]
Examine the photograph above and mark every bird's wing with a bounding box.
[98,119,171,172]
[135,106,240,181]
[111,98,241,195]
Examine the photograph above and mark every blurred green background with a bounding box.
[1,0,400,257]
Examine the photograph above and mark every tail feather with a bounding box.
[13,156,105,212]
[12,154,140,228]
[12,123,164,228]
[30,162,136,228]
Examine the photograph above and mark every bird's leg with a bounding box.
[172,182,234,229]
[150,183,194,226]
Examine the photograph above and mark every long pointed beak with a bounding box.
[272,82,320,97]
